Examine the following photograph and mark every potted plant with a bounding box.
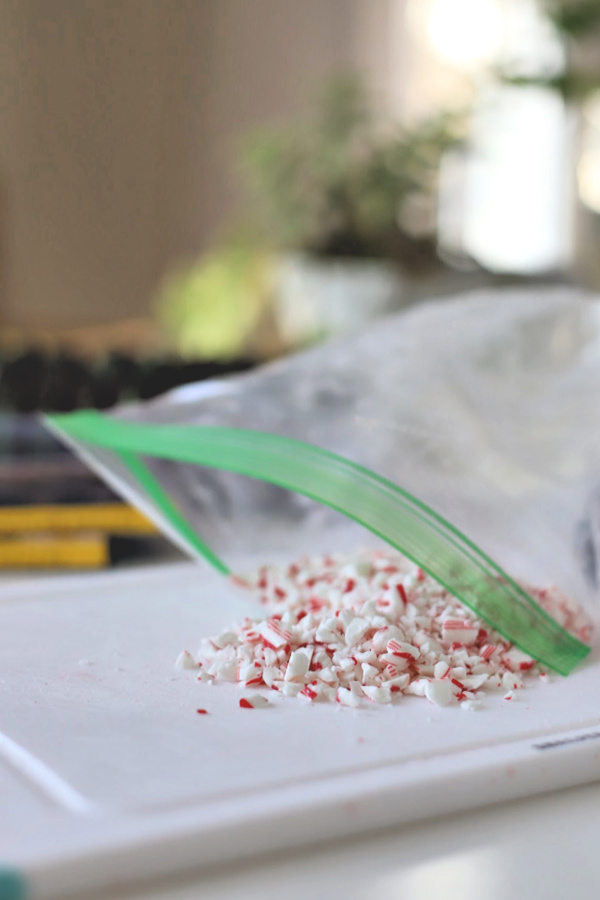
[239,73,461,346]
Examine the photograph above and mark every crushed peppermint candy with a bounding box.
[183,550,592,710]
[175,650,197,670]
[239,694,269,709]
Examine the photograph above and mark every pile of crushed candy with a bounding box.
[177,550,593,711]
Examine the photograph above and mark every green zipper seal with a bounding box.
[117,450,229,575]
[46,410,590,675]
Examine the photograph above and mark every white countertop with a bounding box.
[85,777,599,900]
[3,562,598,900]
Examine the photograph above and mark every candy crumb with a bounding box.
[196,708,208,715]
[175,650,197,670]
[239,694,269,709]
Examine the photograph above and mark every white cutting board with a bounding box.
[1,561,600,900]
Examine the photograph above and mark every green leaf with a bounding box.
[500,70,600,100]
[548,0,600,37]
[155,245,272,359]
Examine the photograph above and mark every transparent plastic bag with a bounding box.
[47,287,600,669]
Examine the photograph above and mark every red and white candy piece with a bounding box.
[239,694,269,709]
[502,648,535,672]
[433,660,450,679]
[441,620,479,645]
[344,617,370,646]
[363,684,393,704]
[285,648,312,682]
[258,619,291,649]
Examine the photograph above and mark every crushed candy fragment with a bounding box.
[425,679,454,707]
[175,650,197,670]
[239,694,269,709]
[182,550,591,711]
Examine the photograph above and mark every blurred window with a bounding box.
[405,0,573,274]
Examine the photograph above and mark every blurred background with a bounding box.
[1,0,600,569]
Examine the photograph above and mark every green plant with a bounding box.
[239,73,462,263]
[500,1,600,100]
[155,242,272,359]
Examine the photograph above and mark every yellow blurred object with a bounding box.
[155,243,274,359]
[0,504,156,535]
[0,533,109,568]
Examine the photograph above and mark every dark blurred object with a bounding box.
[0,349,90,412]
[0,350,255,516]
[0,412,117,506]
[0,351,257,412]
[89,353,143,409]
[39,353,90,411]
[0,462,115,506]
[0,411,68,457]
[108,534,179,567]
[0,349,48,413]
[138,358,255,401]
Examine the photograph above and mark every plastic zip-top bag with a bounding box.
[47,287,600,674]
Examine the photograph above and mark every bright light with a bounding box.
[578,150,600,215]
[464,87,571,273]
[428,0,503,70]
[579,92,600,213]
